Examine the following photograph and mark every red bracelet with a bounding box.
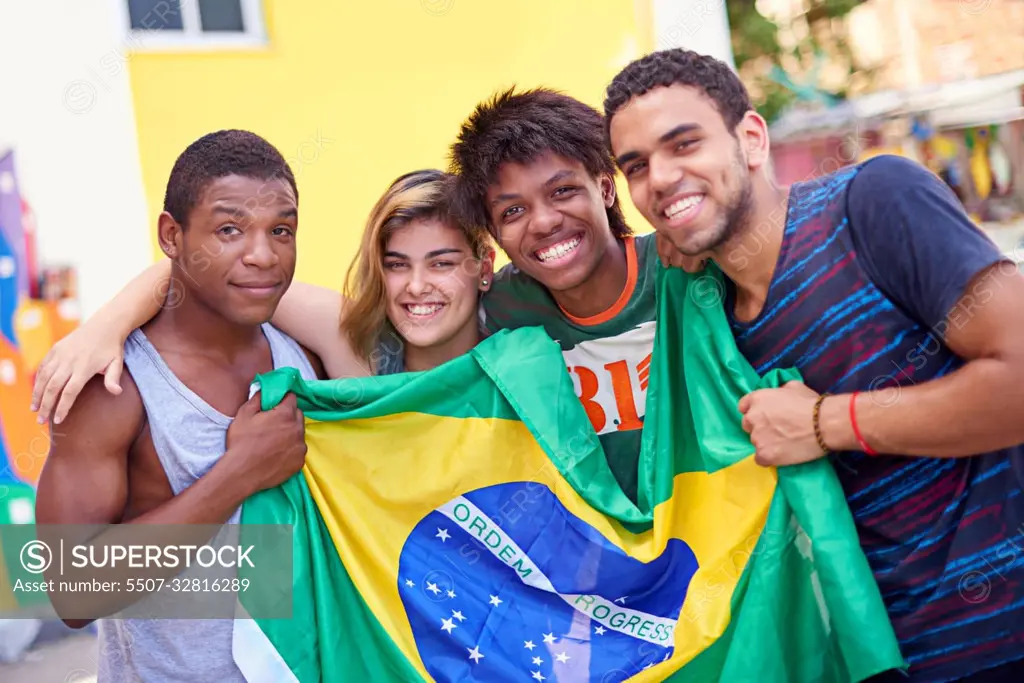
[849,391,879,456]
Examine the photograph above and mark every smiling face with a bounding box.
[382,217,492,354]
[609,84,758,256]
[485,151,618,294]
[159,174,298,325]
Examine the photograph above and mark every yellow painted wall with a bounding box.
[128,0,655,289]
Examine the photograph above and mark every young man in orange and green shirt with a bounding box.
[446,88,662,502]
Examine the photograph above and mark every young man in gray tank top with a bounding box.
[34,130,325,682]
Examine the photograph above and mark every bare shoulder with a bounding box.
[56,369,146,445]
[36,369,147,525]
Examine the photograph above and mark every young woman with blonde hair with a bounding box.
[32,169,495,422]
[344,169,494,376]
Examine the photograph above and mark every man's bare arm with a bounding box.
[36,374,264,527]
[35,372,305,625]
[821,262,1024,456]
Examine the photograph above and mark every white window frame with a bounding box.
[118,0,268,52]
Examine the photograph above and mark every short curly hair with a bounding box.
[448,87,631,239]
[603,49,753,139]
[163,129,297,228]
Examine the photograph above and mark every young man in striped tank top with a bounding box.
[605,49,1024,682]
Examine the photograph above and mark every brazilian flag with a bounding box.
[233,266,907,682]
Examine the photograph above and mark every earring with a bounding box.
[482,279,489,286]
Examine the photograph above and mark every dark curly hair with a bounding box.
[448,87,631,239]
[163,129,297,228]
[603,49,753,139]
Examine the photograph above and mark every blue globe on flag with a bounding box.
[397,482,699,682]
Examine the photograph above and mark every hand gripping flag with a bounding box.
[232,265,907,682]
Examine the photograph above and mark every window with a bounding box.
[122,0,266,50]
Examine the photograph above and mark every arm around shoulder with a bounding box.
[31,259,173,425]
[272,281,370,379]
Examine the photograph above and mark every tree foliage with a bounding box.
[728,0,870,123]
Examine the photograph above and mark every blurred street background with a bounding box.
[1,629,98,682]
[1,1,1022,681]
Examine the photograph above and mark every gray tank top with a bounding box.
[98,323,317,683]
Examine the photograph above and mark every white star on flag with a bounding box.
[426,582,441,595]
[532,656,543,666]
[436,528,451,542]
[524,640,536,650]
[532,672,546,681]
[542,633,557,644]
[452,610,466,622]
[468,645,484,663]
[555,652,571,664]
[446,589,457,599]
[488,594,503,607]
[441,618,457,634]
[404,579,415,587]
[614,596,628,604]
[594,626,606,635]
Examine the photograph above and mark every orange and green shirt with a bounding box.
[481,234,658,502]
